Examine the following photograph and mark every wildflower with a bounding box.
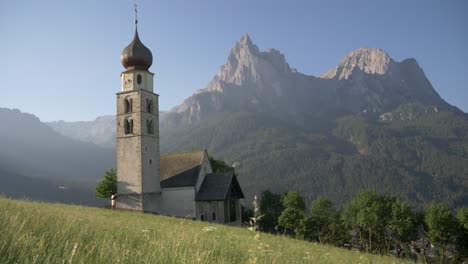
[69,243,78,263]
[249,195,264,232]
[202,226,217,233]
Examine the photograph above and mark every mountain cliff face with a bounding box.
[40,34,468,208]
[321,48,394,79]
[169,34,334,127]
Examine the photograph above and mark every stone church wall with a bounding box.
[140,91,160,194]
[116,90,160,196]
[116,194,143,211]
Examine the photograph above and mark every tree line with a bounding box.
[246,189,468,263]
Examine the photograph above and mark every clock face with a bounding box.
[123,75,133,89]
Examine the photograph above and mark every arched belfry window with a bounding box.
[124,98,133,113]
[124,118,133,134]
[146,99,153,113]
[146,119,154,135]
[137,74,142,85]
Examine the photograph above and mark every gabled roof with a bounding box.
[196,171,245,201]
[160,149,206,188]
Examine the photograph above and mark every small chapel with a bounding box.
[115,14,244,225]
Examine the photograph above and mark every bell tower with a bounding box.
[116,11,160,211]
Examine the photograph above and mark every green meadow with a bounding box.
[0,198,411,263]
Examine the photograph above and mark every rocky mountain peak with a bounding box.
[172,34,295,116]
[232,33,260,56]
[321,47,395,80]
[208,34,291,89]
[239,33,254,47]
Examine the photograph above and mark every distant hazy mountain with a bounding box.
[0,108,114,205]
[47,116,116,148]
[32,34,468,208]
[46,113,168,149]
[0,167,104,206]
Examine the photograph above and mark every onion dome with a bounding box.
[120,26,153,70]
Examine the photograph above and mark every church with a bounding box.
[115,17,244,225]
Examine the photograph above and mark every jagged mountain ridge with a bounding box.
[168,34,453,128]
[170,34,333,127]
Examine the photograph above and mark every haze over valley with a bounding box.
[3,35,466,208]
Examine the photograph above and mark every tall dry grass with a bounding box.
[0,198,412,263]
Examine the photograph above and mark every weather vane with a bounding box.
[134,3,138,25]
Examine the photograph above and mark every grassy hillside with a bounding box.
[0,198,411,264]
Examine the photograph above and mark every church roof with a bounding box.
[196,171,245,201]
[160,149,206,188]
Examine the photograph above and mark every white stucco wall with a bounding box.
[159,187,196,218]
[195,152,213,193]
[147,73,154,92]
[121,70,155,92]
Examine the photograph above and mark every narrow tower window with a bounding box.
[146,99,153,113]
[147,119,154,134]
[124,118,134,134]
[137,74,142,85]
[124,119,129,134]
[124,98,133,113]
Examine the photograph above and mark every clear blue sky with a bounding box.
[1,0,467,121]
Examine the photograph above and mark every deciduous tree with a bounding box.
[342,190,394,253]
[424,203,457,264]
[258,190,284,232]
[95,168,117,198]
[278,192,306,236]
[456,208,468,261]
[387,199,417,257]
[309,197,348,246]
